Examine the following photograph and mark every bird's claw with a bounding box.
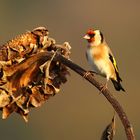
[83,70,95,79]
[99,83,108,94]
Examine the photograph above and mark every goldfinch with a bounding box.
[84,29,125,92]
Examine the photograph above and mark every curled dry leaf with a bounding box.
[101,114,116,140]
[0,27,71,122]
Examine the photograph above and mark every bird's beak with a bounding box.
[83,34,90,40]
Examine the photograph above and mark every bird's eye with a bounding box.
[89,33,95,38]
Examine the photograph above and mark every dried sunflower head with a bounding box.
[0,27,71,122]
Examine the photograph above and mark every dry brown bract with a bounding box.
[0,27,71,122]
[101,115,116,140]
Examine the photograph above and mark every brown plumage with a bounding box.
[84,29,125,92]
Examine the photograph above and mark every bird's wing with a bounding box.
[109,53,118,72]
[108,48,122,82]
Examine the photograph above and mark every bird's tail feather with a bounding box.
[111,79,125,92]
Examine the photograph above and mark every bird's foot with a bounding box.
[83,70,96,79]
[99,83,108,94]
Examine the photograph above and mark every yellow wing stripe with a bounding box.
[109,53,118,72]
[112,57,118,72]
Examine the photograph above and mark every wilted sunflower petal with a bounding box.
[2,103,18,119]
[0,88,10,107]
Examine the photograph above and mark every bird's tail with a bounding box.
[111,79,125,92]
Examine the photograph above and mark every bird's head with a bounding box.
[83,29,104,46]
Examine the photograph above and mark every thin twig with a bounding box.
[54,53,135,140]
[12,51,135,140]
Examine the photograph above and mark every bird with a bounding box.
[83,29,125,92]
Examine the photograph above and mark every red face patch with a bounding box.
[86,29,95,43]
[87,29,95,35]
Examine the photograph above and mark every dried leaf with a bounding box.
[16,93,30,114]
[2,103,18,119]
[0,88,10,107]
[101,114,116,140]
[17,109,29,122]
[30,86,47,107]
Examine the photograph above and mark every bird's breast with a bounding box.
[86,47,101,74]
[86,45,109,77]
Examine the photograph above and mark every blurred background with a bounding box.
[0,0,140,139]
